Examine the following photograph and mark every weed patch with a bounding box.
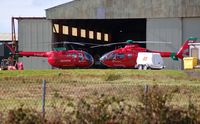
[104,73,122,81]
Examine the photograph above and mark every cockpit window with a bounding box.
[78,53,84,61]
[66,53,72,57]
[107,52,117,60]
[101,52,125,60]
[84,52,93,61]
[116,53,125,59]
[127,54,132,58]
[72,53,77,58]
[100,51,116,61]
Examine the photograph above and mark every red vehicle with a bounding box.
[5,43,94,69]
[99,37,198,68]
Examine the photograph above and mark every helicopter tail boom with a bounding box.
[18,51,48,57]
[148,37,198,60]
[176,37,198,59]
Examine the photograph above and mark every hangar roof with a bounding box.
[46,0,200,19]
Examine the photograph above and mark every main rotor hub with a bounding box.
[126,40,134,44]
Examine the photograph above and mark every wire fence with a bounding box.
[0,79,200,112]
[0,74,200,123]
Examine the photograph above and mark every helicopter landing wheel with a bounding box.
[143,65,148,70]
[138,65,143,70]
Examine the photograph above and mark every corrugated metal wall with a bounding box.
[184,18,200,65]
[18,19,52,70]
[183,18,200,41]
[46,0,200,19]
[147,18,182,69]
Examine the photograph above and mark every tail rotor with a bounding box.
[176,37,198,59]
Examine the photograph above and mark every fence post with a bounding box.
[42,80,46,118]
[144,84,149,124]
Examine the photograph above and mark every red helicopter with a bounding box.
[98,37,198,68]
[5,42,94,69]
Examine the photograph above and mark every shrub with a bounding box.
[135,85,200,124]
[3,106,44,124]
[0,112,3,124]
[2,85,200,123]
[75,94,136,123]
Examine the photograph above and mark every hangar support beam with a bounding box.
[11,17,46,51]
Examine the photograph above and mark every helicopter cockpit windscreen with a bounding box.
[84,52,94,64]
[116,53,125,59]
[100,51,126,61]
[100,51,116,61]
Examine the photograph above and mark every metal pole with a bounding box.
[144,84,149,96]
[11,17,16,51]
[42,80,46,118]
[144,84,149,124]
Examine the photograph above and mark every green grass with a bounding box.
[0,70,63,77]
[0,69,186,77]
[0,69,200,112]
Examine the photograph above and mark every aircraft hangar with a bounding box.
[17,0,200,69]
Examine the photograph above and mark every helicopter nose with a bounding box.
[99,56,103,62]
[84,52,94,67]
[100,55,106,62]
[99,56,106,65]
[88,57,94,67]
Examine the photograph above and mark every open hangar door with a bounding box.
[51,19,146,67]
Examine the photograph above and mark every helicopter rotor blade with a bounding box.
[90,42,127,48]
[42,41,86,46]
[51,41,104,46]
[135,41,172,44]
[90,41,171,48]
[23,40,172,49]
[62,41,86,46]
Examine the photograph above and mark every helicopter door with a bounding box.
[126,52,137,67]
[126,53,134,66]
[71,53,78,66]
[65,52,76,66]
[78,53,84,62]
[62,53,72,66]
[77,53,86,66]
[113,53,125,67]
